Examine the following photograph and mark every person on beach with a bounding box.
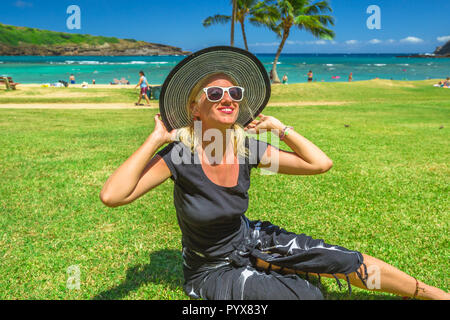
[444,77,450,88]
[134,71,151,106]
[307,70,313,82]
[349,72,353,82]
[69,74,75,85]
[100,46,449,300]
[282,74,288,85]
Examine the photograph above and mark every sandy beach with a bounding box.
[0,103,158,109]
[0,79,446,109]
[18,83,141,89]
[0,82,358,109]
[0,101,348,109]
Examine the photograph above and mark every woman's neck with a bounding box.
[197,124,236,164]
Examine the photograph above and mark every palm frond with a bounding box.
[249,17,283,37]
[250,1,282,36]
[202,14,232,27]
[316,14,335,26]
[304,0,333,15]
[294,14,334,39]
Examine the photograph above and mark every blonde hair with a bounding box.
[176,72,251,158]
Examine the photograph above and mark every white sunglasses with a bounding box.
[202,86,245,102]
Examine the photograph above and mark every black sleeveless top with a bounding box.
[156,136,270,257]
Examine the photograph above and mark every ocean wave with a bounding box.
[62,60,105,65]
[79,61,104,65]
[325,64,334,66]
[125,61,148,65]
[374,64,386,67]
[115,61,169,65]
[48,60,171,65]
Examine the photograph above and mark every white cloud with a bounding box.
[14,0,33,8]
[305,40,327,45]
[400,36,424,44]
[345,40,359,45]
[386,39,396,44]
[368,39,382,44]
[437,35,450,43]
[250,42,279,47]
[252,39,336,47]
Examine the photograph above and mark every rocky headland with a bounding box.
[0,23,190,56]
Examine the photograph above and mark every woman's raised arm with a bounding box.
[245,114,333,175]
[100,114,176,207]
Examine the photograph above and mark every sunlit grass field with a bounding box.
[0,80,448,299]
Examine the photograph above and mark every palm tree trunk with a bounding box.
[240,20,249,51]
[272,28,289,84]
[231,0,237,46]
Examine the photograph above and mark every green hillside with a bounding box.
[0,23,121,46]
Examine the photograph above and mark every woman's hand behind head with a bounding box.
[152,113,178,145]
[244,113,285,134]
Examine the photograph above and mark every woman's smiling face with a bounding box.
[192,74,240,130]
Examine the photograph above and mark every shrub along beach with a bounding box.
[0,79,448,299]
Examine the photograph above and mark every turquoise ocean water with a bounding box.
[0,54,449,85]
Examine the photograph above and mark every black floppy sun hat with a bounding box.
[159,46,271,132]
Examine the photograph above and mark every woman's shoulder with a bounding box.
[245,135,271,169]
[155,140,194,182]
[156,140,193,164]
[157,140,188,155]
[246,135,270,149]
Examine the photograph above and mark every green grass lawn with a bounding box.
[0,80,448,299]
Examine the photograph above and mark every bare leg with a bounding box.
[144,94,151,106]
[256,254,449,300]
[136,94,142,105]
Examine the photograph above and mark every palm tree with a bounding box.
[203,0,263,51]
[254,0,335,83]
[231,0,237,46]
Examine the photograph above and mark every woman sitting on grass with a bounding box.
[100,46,449,300]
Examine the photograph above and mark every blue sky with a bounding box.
[0,0,449,54]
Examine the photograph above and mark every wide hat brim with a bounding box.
[159,46,271,132]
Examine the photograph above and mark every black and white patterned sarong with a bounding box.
[182,215,368,300]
